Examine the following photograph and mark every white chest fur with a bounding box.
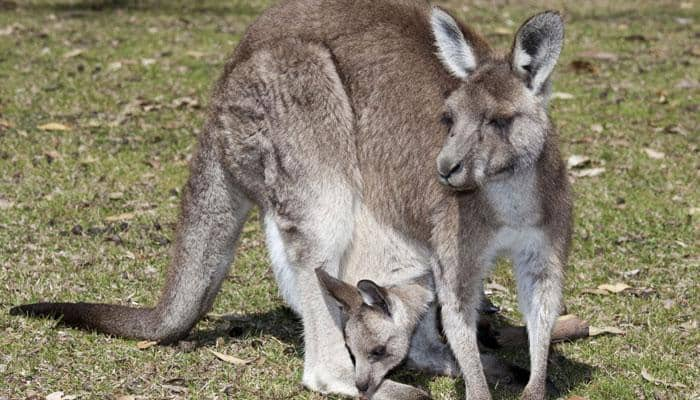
[481,169,549,267]
[484,168,541,228]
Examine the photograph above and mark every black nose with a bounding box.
[356,380,370,394]
[439,161,463,179]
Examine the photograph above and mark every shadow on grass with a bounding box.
[192,306,594,399]
[193,305,304,355]
[16,0,262,16]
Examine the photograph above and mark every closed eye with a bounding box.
[370,346,386,359]
[487,115,517,138]
[488,117,514,131]
[440,112,454,128]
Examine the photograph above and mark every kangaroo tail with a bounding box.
[10,130,252,344]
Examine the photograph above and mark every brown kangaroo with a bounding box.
[11,1,572,399]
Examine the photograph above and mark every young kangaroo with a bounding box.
[11,1,571,399]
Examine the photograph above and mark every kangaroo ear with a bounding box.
[357,280,391,317]
[431,7,477,80]
[315,268,361,312]
[511,11,564,96]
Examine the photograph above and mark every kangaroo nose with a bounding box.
[438,161,463,179]
[356,380,370,394]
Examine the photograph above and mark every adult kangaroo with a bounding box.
[11,1,572,399]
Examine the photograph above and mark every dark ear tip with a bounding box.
[536,10,565,26]
[314,268,333,287]
[314,267,328,279]
[357,279,380,291]
[9,306,22,315]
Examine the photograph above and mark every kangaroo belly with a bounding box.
[264,214,303,315]
[264,204,432,312]
[341,205,432,287]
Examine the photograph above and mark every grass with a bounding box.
[0,0,697,399]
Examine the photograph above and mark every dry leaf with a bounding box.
[141,58,156,66]
[589,326,625,336]
[644,148,665,159]
[675,79,700,90]
[38,122,70,131]
[162,384,187,394]
[137,340,157,350]
[485,282,508,293]
[107,61,123,71]
[0,198,14,210]
[115,396,136,400]
[577,50,619,62]
[570,59,598,74]
[664,124,688,136]
[629,287,655,297]
[567,155,591,169]
[624,34,648,42]
[0,23,24,36]
[641,368,687,389]
[46,392,64,400]
[597,283,631,293]
[63,48,85,58]
[566,396,589,400]
[622,269,640,278]
[492,27,511,36]
[590,123,604,133]
[551,92,575,100]
[105,212,136,222]
[679,320,697,331]
[208,349,254,365]
[109,192,124,200]
[572,167,605,178]
[186,50,206,58]
[81,155,98,165]
[44,150,61,163]
[172,96,200,109]
[0,118,13,129]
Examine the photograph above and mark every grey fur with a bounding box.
[11,2,572,400]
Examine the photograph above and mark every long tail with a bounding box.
[10,129,252,344]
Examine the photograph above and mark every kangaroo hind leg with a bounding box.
[220,39,361,396]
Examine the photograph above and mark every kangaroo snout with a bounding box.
[356,379,370,394]
[437,160,463,180]
[437,152,477,191]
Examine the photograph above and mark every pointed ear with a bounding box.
[315,268,361,312]
[511,11,564,95]
[430,7,478,80]
[357,280,391,317]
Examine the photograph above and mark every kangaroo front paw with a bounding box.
[372,380,431,400]
[520,384,545,400]
[302,368,357,397]
[520,376,558,400]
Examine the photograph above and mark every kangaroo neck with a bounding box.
[481,166,542,228]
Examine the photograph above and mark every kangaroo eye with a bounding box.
[440,112,454,127]
[488,117,513,132]
[370,346,386,358]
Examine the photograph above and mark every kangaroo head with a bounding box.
[315,268,423,399]
[431,9,564,190]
